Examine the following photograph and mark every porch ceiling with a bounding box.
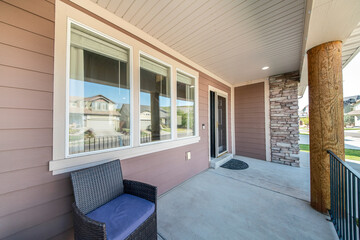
[342,23,360,68]
[91,0,306,85]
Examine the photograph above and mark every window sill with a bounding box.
[49,136,200,175]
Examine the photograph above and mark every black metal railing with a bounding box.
[69,132,155,154]
[140,132,152,144]
[329,150,360,240]
[69,135,130,154]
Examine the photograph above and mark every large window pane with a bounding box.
[68,24,130,155]
[177,72,195,138]
[140,56,171,143]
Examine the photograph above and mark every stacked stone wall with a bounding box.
[269,71,300,166]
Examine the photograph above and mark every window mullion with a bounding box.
[171,67,177,140]
[132,48,140,147]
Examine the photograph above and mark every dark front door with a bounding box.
[210,90,227,158]
[217,95,227,154]
[210,91,216,158]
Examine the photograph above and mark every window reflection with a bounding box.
[68,24,130,155]
[140,57,171,143]
[177,72,195,138]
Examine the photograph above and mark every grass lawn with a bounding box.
[300,144,360,161]
[299,132,309,135]
[69,135,83,141]
[299,144,310,152]
[344,128,360,131]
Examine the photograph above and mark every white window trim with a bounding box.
[51,2,200,175]
[176,68,199,138]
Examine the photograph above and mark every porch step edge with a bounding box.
[210,153,233,169]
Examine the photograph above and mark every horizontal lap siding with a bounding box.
[0,1,232,239]
[235,83,266,160]
[0,1,74,239]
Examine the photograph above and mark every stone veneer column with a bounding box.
[307,41,345,213]
[269,71,300,166]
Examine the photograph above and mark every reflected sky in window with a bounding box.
[70,79,193,107]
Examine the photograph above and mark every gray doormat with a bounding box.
[220,159,249,170]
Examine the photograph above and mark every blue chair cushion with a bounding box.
[86,193,155,240]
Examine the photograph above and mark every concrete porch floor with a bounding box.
[157,155,337,240]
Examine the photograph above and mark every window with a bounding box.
[140,56,171,144]
[177,72,195,138]
[68,23,130,155]
[52,9,201,173]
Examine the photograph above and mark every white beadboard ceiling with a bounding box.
[91,0,306,85]
[342,23,360,68]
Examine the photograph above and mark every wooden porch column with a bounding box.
[307,41,345,213]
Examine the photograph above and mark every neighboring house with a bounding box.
[299,105,309,118]
[347,100,360,126]
[118,103,130,129]
[140,105,169,130]
[119,104,170,130]
[343,95,360,107]
[69,94,121,136]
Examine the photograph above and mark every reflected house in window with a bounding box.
[67,23,131,155]
[139,105,169,130]
[140,55,171,143]
[119,103,170,143]
[69,94,121,137]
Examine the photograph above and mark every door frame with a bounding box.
[208,85,229,161]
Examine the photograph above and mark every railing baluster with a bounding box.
[349,170,353,240]
[345,168,348,240]
[335,156,340,232]
[335,155,339,232]
[338,157,342,236]
[331,155,334,220]
[339,161,342,236]
[358,178,360,240]
[341,164,344,238]
[352,173,356,240]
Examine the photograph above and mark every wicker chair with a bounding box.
[70,160,157,240]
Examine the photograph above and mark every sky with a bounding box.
[70,79,191,108]
[298,52,360,111]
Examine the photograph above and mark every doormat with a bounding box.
[220,159,249,170]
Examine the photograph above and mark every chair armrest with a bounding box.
[123,180,157,205]
[72,203,107,240]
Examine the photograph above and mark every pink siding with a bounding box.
[235,83,266,160]
[0,0,232,239]
[0,1,72,239]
